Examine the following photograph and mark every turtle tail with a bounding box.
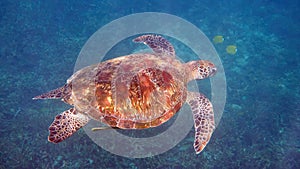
[33,84,69,100]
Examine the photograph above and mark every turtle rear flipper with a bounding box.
[187,92,215,154]
[48,108,90,143]
[33,84,71,100]
[33,86,64,100]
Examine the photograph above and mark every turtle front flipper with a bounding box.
[48,108,90,143]
[133,34,175,57]
[187,92,215,154]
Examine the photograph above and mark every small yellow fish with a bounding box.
[226,45,237,55]
[213,35,224,44]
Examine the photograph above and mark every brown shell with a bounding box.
[68,53,187,129]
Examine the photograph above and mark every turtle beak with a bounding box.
[210,67,217,77]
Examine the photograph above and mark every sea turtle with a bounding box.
[33,34,217,154]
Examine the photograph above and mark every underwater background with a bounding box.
[0,0,299,168]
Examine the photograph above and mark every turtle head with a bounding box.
[186,60,217,81]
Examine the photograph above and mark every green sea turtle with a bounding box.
[33,34,217,154]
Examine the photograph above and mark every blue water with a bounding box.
[1,0,299,168]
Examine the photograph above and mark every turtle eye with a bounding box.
[196,61,216,78]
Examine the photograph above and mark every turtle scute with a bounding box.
[93,59,186,129]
